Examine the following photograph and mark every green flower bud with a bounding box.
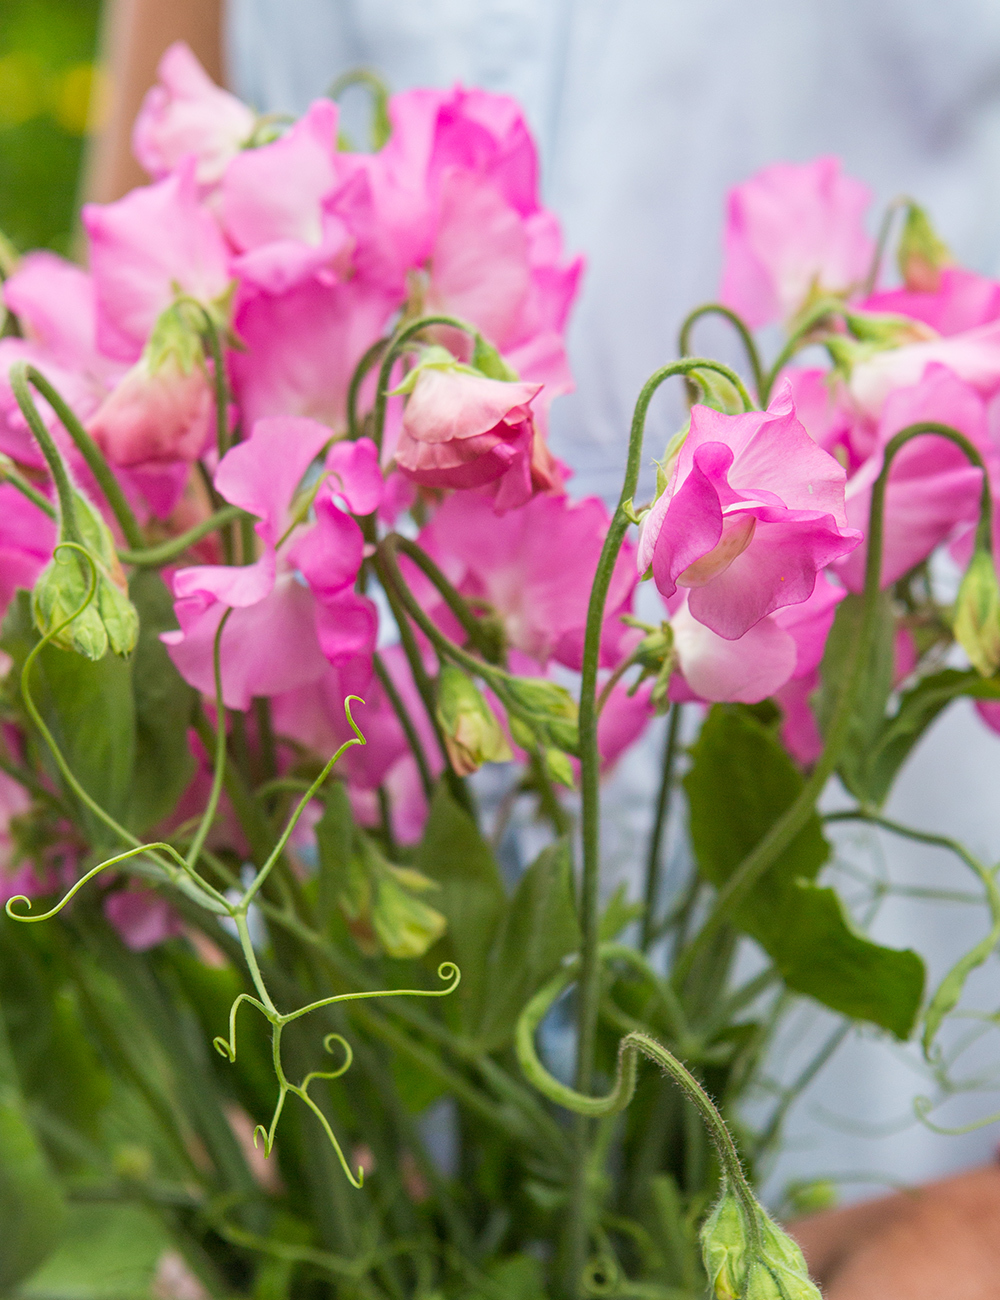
[501,676,579,754]
[897,202,952,293]
[32,491,139,660]
[701,1185,820,1300]
[542,747,575,789]
[338,837,447,959]
[435,664,512,775]
[953,545,1000,677]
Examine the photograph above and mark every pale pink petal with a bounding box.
[672,598,797,703]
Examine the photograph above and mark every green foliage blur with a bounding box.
[0,0,103,254]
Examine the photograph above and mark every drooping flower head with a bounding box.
[638,382,861,640]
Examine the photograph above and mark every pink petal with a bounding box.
[673,598,797,702]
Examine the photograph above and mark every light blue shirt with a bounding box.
[227,0,1000,1200]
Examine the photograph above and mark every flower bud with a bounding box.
[953,545,1000,677]
[339,837,447,960]
[87,301,214,468]
[32,491,139,660]
[701,1184,820,1300]
[501,675,579,754]
[435,664,512,776]
[897,201,952,293]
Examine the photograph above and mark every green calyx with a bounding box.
[700,1183,820,1300]
[953,545,1000,677]
[898,201,952,292]
[339,831,447,959]
[435,663,512,775]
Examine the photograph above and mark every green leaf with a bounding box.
[474,840,580,1049]
[599,884,643,942]
[2,592,136,845]
[0,1010,66,1294]
[125,571,195,834]
[412,785,506,1028]
[16,1203,169,1300]
[814,591,895,802]
[857,668,1000,807]
[685,706,924,1037]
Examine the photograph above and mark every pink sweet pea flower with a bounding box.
[638,382,861,640]
[222,100,356,295]
[847,318,1000,419]
[132,42,256,186]
[721,157,874,328]
[395,364,542,509]
[0,483,56,616]
[3,252,113,377]
[83,159,231,362]
[86,350,213,467]
[862,267,1000,338]
[835,364,995,591]
[410,490,636,670]
[164,418,381,709]
[104,887,183,951]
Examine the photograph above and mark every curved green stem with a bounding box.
[862,196,908,297]
[346,336,390,440]
[185,610,233,873]
[372,650,434,799]
[9,363,83,539]
[760,298,848,405]
[118,508,248,568]
[0,460,56,518]
[389,533,492,654]
[677,304,764,403]
[14,363,144,548]
[673,421,992,987]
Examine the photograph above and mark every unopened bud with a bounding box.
[954,545,1000,676]
[502,675,579,754]
[898,202,952,293]
[32,492,139,660]
[338,837,447,960]
[436,664,512,775]
[701,1185,820,1300]
[542,747,575,789]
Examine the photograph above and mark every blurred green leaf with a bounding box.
[16,1203,169,1300]
[0,1006,66,1294]
[685,705,924,1037]
[125,571,195,834]
[475,839,580,1050]
[413,785,506,1028]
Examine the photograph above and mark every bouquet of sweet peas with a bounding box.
[2,42,1000,1300]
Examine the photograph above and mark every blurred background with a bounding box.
[0,0,102,253]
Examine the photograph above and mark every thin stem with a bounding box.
[117,504,247,566]
[373,650,434,799]
[390,533,491,653]
[18,364,144,548]
[198,311,230,461]
[185,612,232,873]
[568,357,754,1291]
[863,196,908,297]
[641,704,682,950]
[9,364,82,538]
[760,298,847,405]
[673,422,991,987]
[347,336,390,439]
[0,461,56,517]
[677,304,764,403]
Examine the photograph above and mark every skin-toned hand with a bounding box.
[789,1162,1000,1298]
[84,0,223,203]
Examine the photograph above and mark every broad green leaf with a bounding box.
[475,840,580,1049]
[859,668,1000,807]
[412,785,506,1027]
[2,592,135,845]
[125,571,195,833]
[16,1203,169,1300]
[685,706,924,1037]
[0,1010,66,1293]
[814,591,895,802]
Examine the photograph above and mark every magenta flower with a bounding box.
[164,417,381,708]
[86,348,213,467]
[862,267,1000,338]
[720,157,874,328]
[221,100,356,296]
[83,159,231,361]
[638,383,860,641]
[0,483,56,617]
[132,42,255,186]
[104,887,183,951]
[836,364,996,591]
[848,318,1000,418]
[395,363,543,509]
[410,490,636,671]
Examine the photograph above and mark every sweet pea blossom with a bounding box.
[847,318,1000,419]
[835,364,995,592]
[863,267,1000,339]
[133,42,256,185]
[409,490,636,670]
[164,418,381,708]
[720,157,874,328]
[395,360,543,510]
[638,383,861,640]
[83,159,231,362]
